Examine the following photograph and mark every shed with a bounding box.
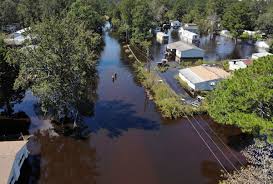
[167,41,204,60]
[179,65,230,91]
[228,59,252,71]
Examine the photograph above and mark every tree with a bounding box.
[220,140,273,184]
[221,1,252,41]
[168,0,191,21]
[0,0,18,27]
[67,0,104,33]
[0,35,24,116]
[208,56,273,143]
[7,17,102,121]
[17,0,42,26]
[257,8,273,36]
[131,0,154,44]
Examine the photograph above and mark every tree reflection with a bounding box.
[87,100,160,138]
[0,46,25,116]
[28,132,98,184]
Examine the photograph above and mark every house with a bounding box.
[156,32,169,44]
[167,41,204,61]
[220,30,231,38]
[228,59,253,71]
[255,41,270,50]
[0,141,29,184]
[4,27,31,46]
[179,65,230,91]
[251,52,272,60]
[183,23,199,34]
[170,20,182,29]
[179,28,200,44]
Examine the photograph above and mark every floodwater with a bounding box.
[149,30,258,100]
[151,29,258,62]
[15,28,249,184]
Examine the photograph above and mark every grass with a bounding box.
[132,61,207,119]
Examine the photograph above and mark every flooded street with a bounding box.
[15,30,248,184]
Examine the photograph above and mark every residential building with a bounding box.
[156,32,169,44]
[179,65,230,91]
[183,23,199,34]
[167,41,204,60]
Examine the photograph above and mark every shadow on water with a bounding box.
[18,133,98,184]
[85,100,160,138]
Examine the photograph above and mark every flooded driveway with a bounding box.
[17,30,247,184]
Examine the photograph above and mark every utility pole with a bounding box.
[147,48,150,73]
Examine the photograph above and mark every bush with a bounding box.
[240,32,250,40]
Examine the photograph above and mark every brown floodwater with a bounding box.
[17,29,249,184]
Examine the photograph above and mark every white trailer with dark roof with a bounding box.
[167,41,204,61]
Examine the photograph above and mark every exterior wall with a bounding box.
[7,145,29,184]
[179,29,200,44]
[195,79,221,91]
[229,61,247,71]
[179,72,222,91]
[179,73,196,90]
[176,49,204,59]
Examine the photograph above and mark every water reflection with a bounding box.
[25,133,98,184]
[85,100,160,138]
[0,61,25,116]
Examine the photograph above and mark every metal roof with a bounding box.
[0,141,28,184]
[179,65,230,84]
[167,41,203,52]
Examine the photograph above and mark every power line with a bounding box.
[197,115,245,167]
[183,115,230,175]
[191,116,240,172]
[131,45,153,61]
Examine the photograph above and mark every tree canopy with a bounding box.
[7,17,102,120]
[221,1,253,40]
[208,56,273,142]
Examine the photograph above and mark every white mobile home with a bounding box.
[179,65,230,91]
[179,28,200,44]
[167,41,204,60]
[183,23,199,34]
[156,32,169,44]
[170,21,182,28]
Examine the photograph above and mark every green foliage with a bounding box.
[132,61,203,119]
[110,0,154,44]
[7,17,102,120]
[208,56,273,142]
[0,0,18,27]
[0,35,23,116]
[240,32,250,40]
[67,0,104,33]
[221,1,253,40]
[257,8,273,36]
